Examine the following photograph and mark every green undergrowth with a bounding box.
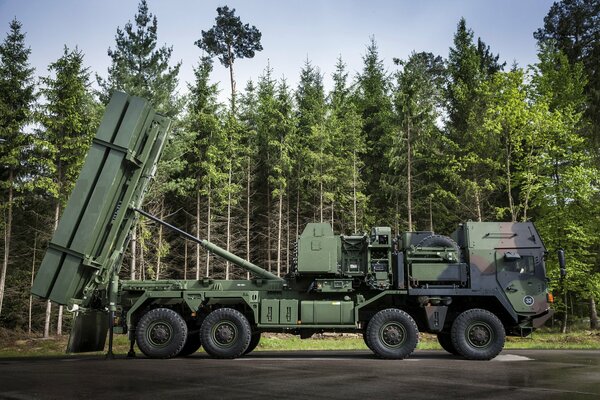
[1,328,599,357]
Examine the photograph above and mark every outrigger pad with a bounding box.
[67,310,109,353]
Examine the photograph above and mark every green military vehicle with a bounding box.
[32,93,558,361]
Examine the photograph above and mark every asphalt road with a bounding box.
[1,350,599,399]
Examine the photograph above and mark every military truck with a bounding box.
[32,93,557,361]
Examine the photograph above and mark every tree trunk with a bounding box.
[130,226,137,280]
[296,185,300,240]
[406,122,413,232]
[184,239,188,280]
[246,157,251,280]
[205,182,212,277]
[0,169,13,317]
[429,196,433,232]
[267,180,272,273]
[140,223,146,280]
[506,141,516,222]
[590,296,599,330]
[54,201,63,336]
[226,163,232,280]
[196,189,201,280]
[352,151,357,233]
[286,193,290,274]
[155,203,164,280]
[474,187,482,222]
[44,300,52,338]
[28,223,38,335]
[319,180,324,223]
[562,290,568,334]
[227,45,236,113]
[276,190,283,277]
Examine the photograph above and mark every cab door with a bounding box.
[495,250,548,314]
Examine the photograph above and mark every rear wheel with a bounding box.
[437,332,459,355]
[200,308,252,359]
[366,308,419,359]
[244,331,261,355]
[177,331,202,357]
[451,309,505,360]
[136,308,188,359]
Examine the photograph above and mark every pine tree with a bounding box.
[0,18,35,319]
[196,6,263,113]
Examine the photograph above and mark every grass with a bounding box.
[1,328,599,357]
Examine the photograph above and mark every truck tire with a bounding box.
[437,332,459,355]
[177,331,202,357]
[417,234,460,258]
[366,308,419,359]
[200,308,252,359]
[136,308,188,359]
[362,331,373,351]
[244,331,261,355]
[451,309,505,360]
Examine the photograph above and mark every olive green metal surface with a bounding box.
[32,92,171,307]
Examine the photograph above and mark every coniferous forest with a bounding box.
[1,0,599,336]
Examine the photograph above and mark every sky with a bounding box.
[0,0,554,103]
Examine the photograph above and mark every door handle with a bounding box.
[506,285,518,293]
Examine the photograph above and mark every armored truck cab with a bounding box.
[32,93,554,361]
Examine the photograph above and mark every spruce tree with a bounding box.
[97,0,181,117]
[389,52,445,232]
[445,18,503,222]
[0,18,35,319]
[354,37,393,224]
[37,46,97,335]
[534,0,600,147]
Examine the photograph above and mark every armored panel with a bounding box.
[297,223,339,274]
[32,92,170,306]
[463,222,545,251]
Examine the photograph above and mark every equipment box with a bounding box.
[261,299,280,324]
[279,299,298,324]
[301,301,354,324]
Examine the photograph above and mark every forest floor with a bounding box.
[1,328,599,357]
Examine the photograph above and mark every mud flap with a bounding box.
[67,310,109,353]
[532,309,554,329]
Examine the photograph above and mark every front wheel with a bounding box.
[136,308,188,359]
[366,308,419,359]
[451,309,505,360]
[200,308,252,359]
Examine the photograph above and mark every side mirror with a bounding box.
[557,249,566,278]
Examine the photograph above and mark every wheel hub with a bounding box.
[467,323,492,347]
[381,323,406,347]
[214,322,236,346]
[148,322,172,346]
